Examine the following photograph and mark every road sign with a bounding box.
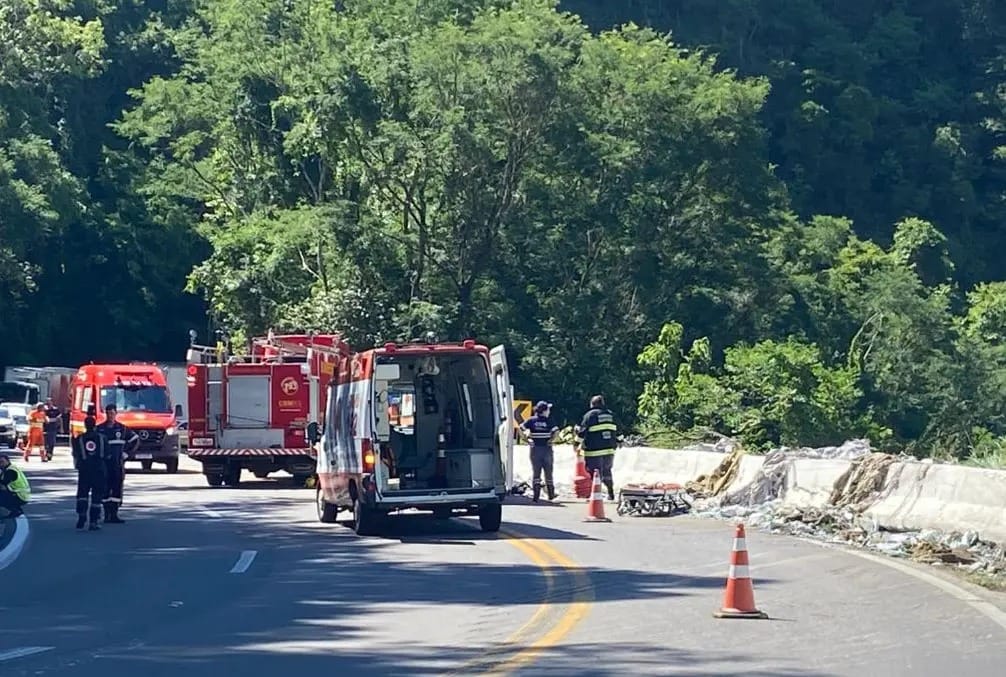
[512,399,532,429]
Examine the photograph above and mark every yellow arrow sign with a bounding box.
[512,400,532,428]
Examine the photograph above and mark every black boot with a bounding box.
[76,514,86,530]
[89,507,101,530]
[107,504,125,524]
[532,483,541,503]
[604,481,615,502]
[546,484,556,501]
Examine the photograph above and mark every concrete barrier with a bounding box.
[865,462,1006,544]
[510,442,1006,545]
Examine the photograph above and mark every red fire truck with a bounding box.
[184,332,347,487]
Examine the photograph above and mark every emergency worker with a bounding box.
[43,397,61,461]
[26,403,47,462]
[0,454,30,518]
[96,404,139,524]
[520,401,558,502]
[575,395,618,501]
[72,416,106,530]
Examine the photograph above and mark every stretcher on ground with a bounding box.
[616,482,692,517]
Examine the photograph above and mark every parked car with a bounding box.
[3,403,31,444]
[0,406,17,448]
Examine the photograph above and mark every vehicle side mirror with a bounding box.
[307,421,320,444]
[174,404,183,417]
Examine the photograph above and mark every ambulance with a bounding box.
[313,335,514,536]
[69,363,182,472]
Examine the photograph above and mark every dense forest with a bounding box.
[4,0,1006,462]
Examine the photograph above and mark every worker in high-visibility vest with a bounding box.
[26,403,47,462]
[0,454,30,518]
[574,395,619,501]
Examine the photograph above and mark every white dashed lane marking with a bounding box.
[229,550,257,574]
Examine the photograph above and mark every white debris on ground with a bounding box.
[688,439,1006,578]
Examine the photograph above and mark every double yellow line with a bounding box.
[443,527,594,676]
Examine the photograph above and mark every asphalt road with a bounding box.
[1,447,1005,676]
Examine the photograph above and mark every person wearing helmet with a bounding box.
[520,401,559,502]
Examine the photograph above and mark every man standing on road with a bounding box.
[0,454,30,518]
[43,397,61,462]
[96,404,138,524]
[575,395,619,501]
[520,401,559,502]
[72,416,107,531]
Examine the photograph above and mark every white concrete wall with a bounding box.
[511,443,1006,545]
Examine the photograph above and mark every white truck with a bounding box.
[0,366,77,436]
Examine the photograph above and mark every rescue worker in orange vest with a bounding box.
[26,403,47,462]
[575,395,619,501]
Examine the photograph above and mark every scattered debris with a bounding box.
[690,439,1006,585]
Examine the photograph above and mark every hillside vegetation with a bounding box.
[4,1,1006,461]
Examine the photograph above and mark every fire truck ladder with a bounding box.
[251,332,349,363]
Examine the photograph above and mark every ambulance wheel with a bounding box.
[165,458,179,474]
[352,498,379,536]
[141,460,153,471]
[316,488,339,523]
[478,503,502,533]
[206,474,224,487]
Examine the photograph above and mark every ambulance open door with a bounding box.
[489,345,514,491]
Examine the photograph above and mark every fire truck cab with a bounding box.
[314,336,514,536]
[69,363,182,472]
[185,332,344,487]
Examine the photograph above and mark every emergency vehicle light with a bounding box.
[362,439,375,471]
[187,365,198,376]
[463,339,476,349]
[383,342,397,353]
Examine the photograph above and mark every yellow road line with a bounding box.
[481,533,594,676]
[442,528,594,677]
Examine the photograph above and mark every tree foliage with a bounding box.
[6,0,1006,461]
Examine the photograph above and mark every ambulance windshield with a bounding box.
[100,385,172,414]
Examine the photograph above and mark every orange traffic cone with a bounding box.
[573,456,591,499]
[714,523,768,619]
[582,469,611,523]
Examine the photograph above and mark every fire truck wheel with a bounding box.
[316,488,339,523]
[478,503,502,533]
[224,466,242,487]
[165,458,179,474]
[352,498,380,536]
[141,460,153,471]
[206,474,224,487]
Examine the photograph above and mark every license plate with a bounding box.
[134,454,153,460]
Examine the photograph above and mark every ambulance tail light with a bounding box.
[362,439,375,472]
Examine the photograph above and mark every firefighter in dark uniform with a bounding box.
[575,395,619,501]
[72,415,107,531]
[520,401,558,502]
[96,403,139,524]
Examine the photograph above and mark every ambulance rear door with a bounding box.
[489,345,514,491]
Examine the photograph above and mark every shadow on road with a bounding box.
[2,453,802,677]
